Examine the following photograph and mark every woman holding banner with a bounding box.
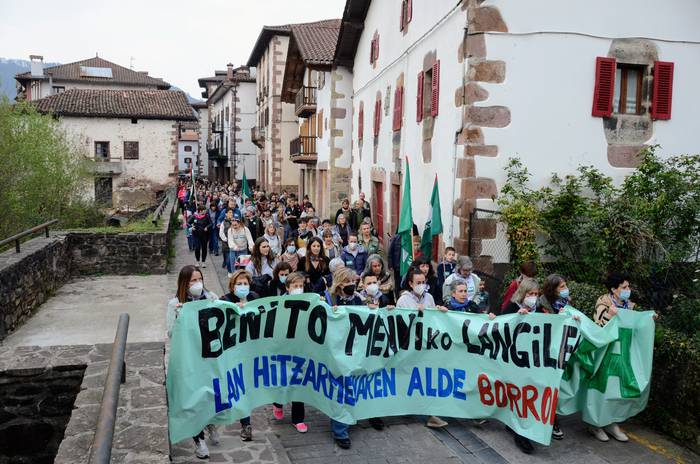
[220,270,260,443]
[166,265,220,460]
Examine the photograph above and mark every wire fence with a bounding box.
[467,209,699,314]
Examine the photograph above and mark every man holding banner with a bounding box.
[165,291,656,454]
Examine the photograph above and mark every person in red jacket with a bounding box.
[500,261,538,311]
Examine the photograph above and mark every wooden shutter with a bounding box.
[416,71,424,122]
[407,0,412,23]
[375,36,379,63]
[358,104,364,141]
[591,56,616,117]
[393,86,403,131]
[400,1,405,30]
[431,60,440,117]
[374,99,381,137]
[369,38,374,64]
[651,61,674,120]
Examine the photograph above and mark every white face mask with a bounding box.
[523,296,538,310]
[188,282,204,298]
[413,284,426,296]
[366,283,380,296]
[290,288,304,295]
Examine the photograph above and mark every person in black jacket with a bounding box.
[219,269,259,442]
[188,204,213,267]
[244,206,263,242]
[265,262,292,297]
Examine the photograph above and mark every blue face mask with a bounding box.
[559,289,570,299]
[287,245,296,254]
[619,289,631,301]
[234,284,250,299]
[279,275,287,284]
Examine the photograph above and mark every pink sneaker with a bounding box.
[272,405,284,420]
[293,422,308,433]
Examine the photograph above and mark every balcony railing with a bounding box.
[290,136,317,164]
[93,157,123,175]
[295,86,317,117]
[251,126,266,149]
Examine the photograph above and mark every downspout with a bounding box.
[450,24,469,247]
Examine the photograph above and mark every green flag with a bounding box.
[397,158,414,276]
[242,169,253,203]
[420,175,443,260]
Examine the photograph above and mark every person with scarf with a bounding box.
[539,274,571,313]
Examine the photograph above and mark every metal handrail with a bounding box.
[88,313,130,464]
[152,189,174,226]
[0,219,59,253]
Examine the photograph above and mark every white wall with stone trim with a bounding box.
[61,116,177,209]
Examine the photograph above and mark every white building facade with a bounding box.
[338,0,700,274]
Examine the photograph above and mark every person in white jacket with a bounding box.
[219,211,254,277]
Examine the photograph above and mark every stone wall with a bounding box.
[0,192,176,342]
[0,236,72,341]
[0,343,169,464]
[68,230,169,275]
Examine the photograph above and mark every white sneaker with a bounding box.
[227,272,233,278]
[194,438,209,459]
[589,427,610,442]
[196,261,201,267]
[426,416,448,428]
[206,424,220,445]
[201,263,207,268]
[604,423,629,442]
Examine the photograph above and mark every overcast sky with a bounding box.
[0,0,346,97]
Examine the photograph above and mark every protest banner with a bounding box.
[167,294,591,445]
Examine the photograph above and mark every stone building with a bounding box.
[198,64,257,185]
[34,89,196,209]
[335,0,700,272]
[15,55,170,101]
[280,19,353,220]
[247,23,302,193]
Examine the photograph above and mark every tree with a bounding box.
[0,97,99,238]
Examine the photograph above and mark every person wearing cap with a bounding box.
[219,211,254,278]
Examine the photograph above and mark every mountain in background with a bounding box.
[0,57,203,104]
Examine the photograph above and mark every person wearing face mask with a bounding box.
[359,273,391,308]
[188,204,213,268]
[395,268,449,429]
[280,238,300,271]
[166,265,219,459]
[340,233,368,275]
[269,271,309,433]
[219,211,254,278]
[440,256,481,305]
[499,278,551,453]
[335,213,352,247]
[405,256,442,304]
[539,274,572,314]
[220,270,259,442]
[362,254,394,305]
[266,262,292,297]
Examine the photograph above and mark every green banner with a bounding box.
[166,295,653,445]
[558,308,655,426]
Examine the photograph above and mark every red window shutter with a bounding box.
[431,60,440,117]
[370,38,374,63]
[416,71,424,122]
[398,86,404,129]
[407,0,412,23]
[651,61,674,120]
[591,56,616,117]
[400,1,405,30]
[358,105,364,141]
[375,36,379,63]
[374,99,381,137]
[393,87,403,131]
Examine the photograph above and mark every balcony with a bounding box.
[92,157,122,175]
[295,86,317,118]
[207,143,226,160]
[251,126,266,149]
[290,136,317,164]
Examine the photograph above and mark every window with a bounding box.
[614,64,644,115]
[358,103,364,141]
[184,145,193,152]
[400,0,413,31]
[95,141,110,160]
[393,86,404,131]
[370,33,379,65]
[124,141,139,160]
[53,86,65,94]
[373,98,381,137]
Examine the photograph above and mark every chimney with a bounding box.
[29,55,44,77]
[226,63,234,81]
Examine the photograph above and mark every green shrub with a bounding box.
[567,281,604,319]
[641,327,700,451]
[662,293,700,337]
